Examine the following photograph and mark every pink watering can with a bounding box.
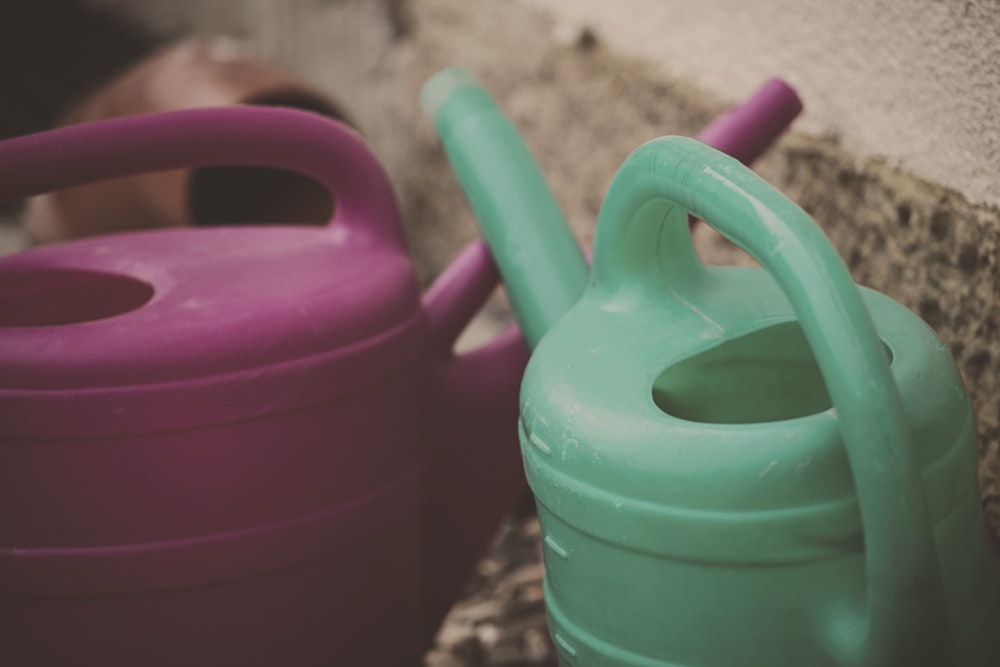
[0,106,527,666]
[0,79,799,665]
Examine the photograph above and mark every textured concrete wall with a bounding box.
[522,0,1000,210]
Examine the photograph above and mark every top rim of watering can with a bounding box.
[519,278,971,553]
[0,227,423,394]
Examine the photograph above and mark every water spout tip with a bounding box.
[757,77,804,117]
[420,68,483,121]
[695,76,804,167]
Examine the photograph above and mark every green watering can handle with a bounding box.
[592,136,945,666]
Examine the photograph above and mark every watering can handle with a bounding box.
[592,136,944,665]
[0,107,405,247]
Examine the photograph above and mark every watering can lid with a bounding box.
[0,225,423,392]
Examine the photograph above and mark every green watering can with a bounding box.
[423,69,1000,666]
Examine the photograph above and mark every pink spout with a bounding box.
[420,241,529,640]
[697,78,803,166]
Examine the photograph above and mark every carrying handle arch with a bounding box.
[0,106,406,248]
[592,136,945,666]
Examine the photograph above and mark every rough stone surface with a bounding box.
[761,136,1000,553]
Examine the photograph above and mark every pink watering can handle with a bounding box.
[0,106,406,248]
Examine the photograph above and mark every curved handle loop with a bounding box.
[593,136,944,665]
[0,106,405,248]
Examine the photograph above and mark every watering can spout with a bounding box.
[696,77,803,166]
[422,68,802,349]
[422,68,590,349]
[419,239,530,638]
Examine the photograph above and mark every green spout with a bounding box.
[421,68,589,350]
[422,68,802,349]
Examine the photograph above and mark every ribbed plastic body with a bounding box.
[424,68,999,666]
[512,137,1000,666]
[522,280,1000,666]
[0,107,529,666]
[0,226,430,665]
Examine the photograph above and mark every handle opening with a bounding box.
[186,93,345,227]
[188,167,332,226]
[0,106,403,247]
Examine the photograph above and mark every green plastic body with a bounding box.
[522,139,1000,666]
[424,69,1000,666]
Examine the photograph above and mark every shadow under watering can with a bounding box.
[424,70,1000,666]
[0,76,799,664]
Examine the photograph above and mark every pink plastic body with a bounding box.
[0,107,528,666]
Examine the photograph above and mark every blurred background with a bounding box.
[1,1,997,664]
